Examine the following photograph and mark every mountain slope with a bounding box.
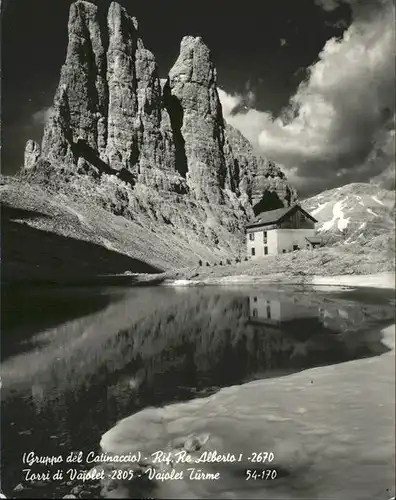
[1,175,251,282]
[302,183,395,247]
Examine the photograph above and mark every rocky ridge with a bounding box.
[21,0,296,268]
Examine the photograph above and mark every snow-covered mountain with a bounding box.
[302,183,395,246]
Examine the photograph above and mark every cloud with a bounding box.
[32,107,53,125]
[218,89,244,118]
[219,0,395,197]
[218,88,273,151]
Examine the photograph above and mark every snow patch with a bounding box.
[371,196,384,206]
[359,222,366,230]
[164,279,202,287]
[367,208,378,217]
[319,200,350,232]
[312,272,395,289]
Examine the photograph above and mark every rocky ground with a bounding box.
[168,242,395,283]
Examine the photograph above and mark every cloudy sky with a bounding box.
[220,0,395,196]
[2,0,395,197]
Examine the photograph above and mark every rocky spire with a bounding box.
[57,0,107,156]
[105,2,177,183]
[105,2,140,171]
[168,36,227,204]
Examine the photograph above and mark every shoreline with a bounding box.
[162,271,395,290]
[2,271,394,290]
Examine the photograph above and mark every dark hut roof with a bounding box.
[246,204,317,229]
